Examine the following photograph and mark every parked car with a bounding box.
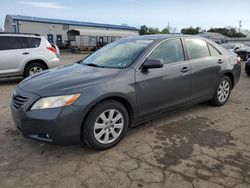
[244,42,250,47]
[245,58,250,76]
[0,33,60,78]
[11,35,241,150]
[220,42,250,60]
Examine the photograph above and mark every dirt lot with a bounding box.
[0,54,249,188]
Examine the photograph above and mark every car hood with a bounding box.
[18,63,121,95]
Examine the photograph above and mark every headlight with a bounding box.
[31,94,81,110]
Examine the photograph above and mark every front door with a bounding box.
[135,38,192,118]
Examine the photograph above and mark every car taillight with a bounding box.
[47,47,56,54]
[236,56,241,64]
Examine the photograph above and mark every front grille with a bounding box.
[12,95,29,109]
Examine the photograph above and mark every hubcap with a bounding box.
[94,109,124,144]
[217,80,230,103]
[29,66,43,76]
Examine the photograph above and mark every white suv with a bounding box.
[0,33,60,78]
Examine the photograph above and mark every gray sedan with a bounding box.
[11,35,241,150]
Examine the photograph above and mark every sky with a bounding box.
[0,0,250,32]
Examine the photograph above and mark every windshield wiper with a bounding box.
[84,63,105,68]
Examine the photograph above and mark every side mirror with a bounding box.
[234,47,239,51]
[142,59,163,70]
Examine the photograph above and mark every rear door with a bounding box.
[135,38,192,117]
[0,36,31,76]
[184,38,222,102]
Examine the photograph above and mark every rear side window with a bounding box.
[208,43,221,56]
[22,37,41,48]
[0,36,21,50]
[0,36,41,51]
[185,38,210,59]
[148,38,185,64]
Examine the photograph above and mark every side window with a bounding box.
[185,38,210,59]
[21,37,41,48]
[0,36,21,51]
[148,39,184,64]
[208,43,221,56]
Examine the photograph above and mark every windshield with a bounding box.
[82,39,153,68]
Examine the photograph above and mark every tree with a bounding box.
[235,32,247,38]
[139,25,171,35]
[181,27,201,35]
[147,27,161,34]
[161,27,170,34]
[208,27,246,38]
[139,25,148,35]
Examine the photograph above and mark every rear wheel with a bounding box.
[209,76,232,106]
[24,62,46,77]
[83,100,129,150]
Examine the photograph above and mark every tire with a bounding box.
[83,100,129,150]
[24,62,46,77]
[209,76,232,106]
[246,53,249,61]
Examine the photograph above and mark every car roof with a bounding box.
[0,33,41,38]
[126,34,196,41]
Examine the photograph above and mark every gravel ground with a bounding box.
[0,55,249,188]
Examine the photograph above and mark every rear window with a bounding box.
[22,37,41,48]
[0,36,41,50]
[185,38,210,59]
[208,43,221,56]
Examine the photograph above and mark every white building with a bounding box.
[4,15,138,48]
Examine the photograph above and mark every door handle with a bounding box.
[217,59,224,64]
[22,52,30,55]
[181,67,190,73]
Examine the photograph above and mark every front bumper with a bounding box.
[10,87,84,145]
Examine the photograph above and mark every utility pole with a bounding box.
[238,20,242,33]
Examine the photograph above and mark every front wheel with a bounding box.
[209,76,232,106]
[83,100,129,150]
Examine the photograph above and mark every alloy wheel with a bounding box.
[217,80,230,103]
[94,109,124,144]
[29,66,43,76]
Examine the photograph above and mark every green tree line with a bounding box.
[139,25,170,35]
[139,25,246,38]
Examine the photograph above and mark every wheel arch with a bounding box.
[23,59,49,76]
[80,95,135,141]
[224,72,234,89]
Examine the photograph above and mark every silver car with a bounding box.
[0,33,60,78]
